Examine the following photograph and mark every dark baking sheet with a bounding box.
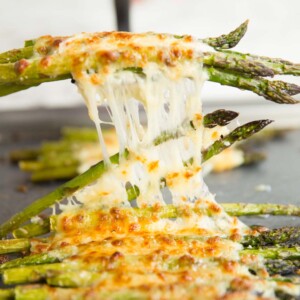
[0,106,300,228]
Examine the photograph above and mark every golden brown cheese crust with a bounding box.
[14,32,204,84]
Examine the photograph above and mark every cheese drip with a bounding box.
[55,56,248,238]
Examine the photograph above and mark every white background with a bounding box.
[0,0,299,123]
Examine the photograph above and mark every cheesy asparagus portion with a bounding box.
[1,23,300,299]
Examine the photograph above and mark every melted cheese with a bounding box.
[30,31,300,299]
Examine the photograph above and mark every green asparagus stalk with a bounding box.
[202,119,272,161]
[203,51,300,77]
[14,285,50,300]
[223,203,300,217]
[49,202,300,232]
[265,259,300,276]
[241,247,300,260]
[6,201,300,246]
[220,50,300,77]
[203,51,274,77]
[0,46,34,64]
[2,252,205,285]
[203,109,238,128]
[19,155,77,171]
[12,218,50,239]
[31,166,79,182]
[0,289,14,300]
[0,74,71,97]
[0,238,30,255]
[202,20,249,49]
[62,127,100,142]
[4,251,300,285]
[10,149,40,163]
[2,263,68,285]
[242,226,300,248]
[9,202,300,241]
[205,67,299,104]
[9,284,299,300]
[0,249,69,271]
[0,21,247,67]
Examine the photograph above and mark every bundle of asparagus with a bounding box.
[0,21,300,299]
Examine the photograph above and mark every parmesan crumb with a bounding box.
[255,184,272,192]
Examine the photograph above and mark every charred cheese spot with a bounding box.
[14,59,29,74]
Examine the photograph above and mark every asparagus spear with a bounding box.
[203,51,275,77]
[266,259,300,276]
[0,250,68,271]
[220,50,300,77]
[31,166,78,182]
[9,284,300,300]
[2,253,216,285]
[0,289,14,300]
[0,74,71,97]
[2,263,69,285]
[203,109,238,128]
[202,119,272,161]
[0,21,238,65]
[203,51,300,77]
[12,218,50,239]
[202,20,249,49]
[241,247,300,260]
[0,21,248,66]
[223,203,300,217]
[8,201,300,240]
[242,226,300,248]
[4,202,300,253]
[0,46,34,64]
[0,238,30,255]
[205,67,299,104]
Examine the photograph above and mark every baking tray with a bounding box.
[0,106,300,229]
